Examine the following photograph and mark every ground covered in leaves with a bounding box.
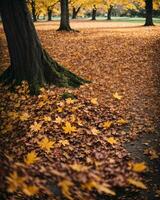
[0,21,160,200]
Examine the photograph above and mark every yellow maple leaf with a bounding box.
[84,180,115,196]
[20,112,30,121]
[103,121,112,129]
[91,98,98,105]
[62,122,77,134]
[70,163,88,172]
[22,185,39,196]
[116,118,128,125]
[7,171,26,193]
[66,98,75,105]
[4,124,13,132]
[106,137,117,145]
[59,180,74,200]
[127,178,147,189]
[30,122,41,132]
[91,127,100,135]
[54,116,63,124]
[38,137,55,153]
[132,162,147,173]
[59,139,70,146]
[24,151,39,165]
[43,116,51,122]
[113,92,123,100]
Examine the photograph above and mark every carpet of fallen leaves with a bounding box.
[0,21,160,200]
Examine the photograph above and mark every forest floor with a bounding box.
[0,21,160,200]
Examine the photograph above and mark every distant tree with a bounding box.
[58,0,73,31]
[92,4,97,20]
[144,0,154,26]
[0,0,86,94]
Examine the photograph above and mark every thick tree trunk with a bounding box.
[107,5,113,20]
[144,0,154,26]
[47,8,52,21]
[92,5,97,20]
[72,6,81,19]
[31,0,37,22]
[0,0,87,94]
[58,0,72,31]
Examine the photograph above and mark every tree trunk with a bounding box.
[144,0,154,26]
[47,8,52,21]
[92,5,97,20]
[107,5,113,20]
[31,0,37,22]
[58,0,72,31]
[72,6,81,19]
[0,0,87,94]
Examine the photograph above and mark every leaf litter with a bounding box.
[0,22,160,199]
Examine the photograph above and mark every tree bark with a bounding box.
[92,5,97,20]
[0,0,87,94]
[107,5,113,20]
[144,0,154,26]
[58,0,72,31]
[30,0,37,22]
[72,6,81,19]
[47,7,52,21]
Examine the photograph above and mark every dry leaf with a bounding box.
[22,185,39,196]
[106,137,117,145]
[70,163,88,172]
[91,127,100,135]
[62,122,77,134]
[59,180,74,200]
[113,92,123,100]
[7,171,26,193]
[91,98,98,105]
[132,162,147,173]
[30,122,41,132]
[19,112,30,121]
[24,151,39,165]
[103,121,112,129]
[38,137,55,153]
[84,180,116,196]
[127,178,147,189]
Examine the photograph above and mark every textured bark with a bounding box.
[30,0,37,22]
[107,5,113,20]
[0,0,87,94]
[92,5,97,20]
[145,0,154,26]
[72,6,81,19]
[58,0,72,31]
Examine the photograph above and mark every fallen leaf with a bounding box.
[106,137,117,145]
[59,180,74,200]
[84,180,116,196]
[91,127,100,135]
[103,121,112,129]
[70,163,88,172]
[59,139,70,146]
[30,122,41,132]
[132,162,147,173]
[127,178,147,189]
[62,122,77,134]
[113,92,123,100]
[116,118,128,125]
[91,98,98,105]
[7,171,26,193]
[24,151,39,165]
[38,137,55,153]
[22,185,39,196]
[19,112,30,121]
